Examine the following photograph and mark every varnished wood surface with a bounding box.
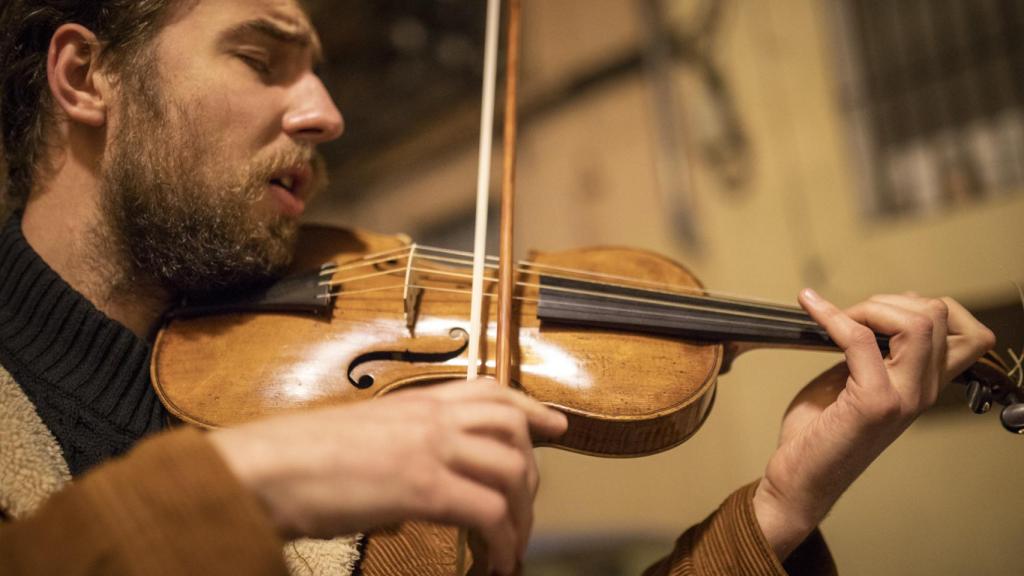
[152,230,722,457]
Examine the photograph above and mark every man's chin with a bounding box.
[146,212,299,301]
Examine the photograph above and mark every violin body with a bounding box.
[152,227,722,457]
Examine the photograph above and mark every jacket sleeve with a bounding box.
[0,427,288,576]
[642,482,837,576]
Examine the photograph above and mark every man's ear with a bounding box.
[47,24,110,128]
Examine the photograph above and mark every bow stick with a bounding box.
[496,0,522,390]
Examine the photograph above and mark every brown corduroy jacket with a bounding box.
[0,378,836,575]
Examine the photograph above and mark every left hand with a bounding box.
[752,290,995,560]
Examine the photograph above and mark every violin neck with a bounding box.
[536,275,890,353]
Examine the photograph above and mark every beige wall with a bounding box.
[313,1,1024,574]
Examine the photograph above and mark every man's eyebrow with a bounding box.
[221,17,324,64]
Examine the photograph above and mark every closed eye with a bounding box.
[237,53,272,76]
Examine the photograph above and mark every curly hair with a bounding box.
[0,0,179,211]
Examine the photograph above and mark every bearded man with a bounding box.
[0,0,998,575]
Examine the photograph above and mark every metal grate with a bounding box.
[830,0,1024,216]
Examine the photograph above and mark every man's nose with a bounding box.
[283,73,344,144]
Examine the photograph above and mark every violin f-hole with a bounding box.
[347,328,470,389]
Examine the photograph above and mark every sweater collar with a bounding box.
[0,214,165,474]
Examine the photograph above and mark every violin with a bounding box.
[150,224,1024,446]
[151,0,1022,455]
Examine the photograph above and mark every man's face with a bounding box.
[101,0,343,299]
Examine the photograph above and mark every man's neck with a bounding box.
[21,157,172,340]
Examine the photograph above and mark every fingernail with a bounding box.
[802,288,822,304]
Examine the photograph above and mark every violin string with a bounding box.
[519,262,805,315]
[324,282,538,303]
[319,245,410,272]
[320,252,1020,388]
[323,266,822,329]
[1011,283,1024,385]
[319,267,405,287]
[326,245,694,300]
[527,296,824,333]
[417,245,803,312]
[321,248,419,275]
[1008,348,1021,385]
[323,252,817,326]
[323,270,815,329]
[413,251,502,271]
[321,246,806,317]
[323,281,829,338]
[479,268,816,326]
[319,285,406,298]
[322,245,747,303]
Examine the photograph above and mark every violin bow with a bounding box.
[496,0,522,390]
[459,0,522,573]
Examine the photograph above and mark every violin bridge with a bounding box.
[403,244,422,336]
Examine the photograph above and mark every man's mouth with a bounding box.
[271,175,297,193]
[267,166,311,217]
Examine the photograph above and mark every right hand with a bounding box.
[209,379,568,575]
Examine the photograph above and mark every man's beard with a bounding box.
[100,70,321,302]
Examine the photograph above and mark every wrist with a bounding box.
[752,477,820,562]
[208,427,303,540]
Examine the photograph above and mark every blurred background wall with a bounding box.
[304,1,1024,574]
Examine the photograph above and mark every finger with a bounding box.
[865,294,949,358]
[451,401,531,437]
[869,293,931,312]
[450,402,539,496]
[940,297,996,376]
[867,294,948,330]
[941,297,986,336]
[799,289,889,392]
[867,295,951,394]
[448,435,534,558]
[424,380,569,439]
[462,383,569,438]
[480,513,519,576]
[868,295,993,379]
[431,473,519,575]
[844,300,940,406]
[845,300,937,369]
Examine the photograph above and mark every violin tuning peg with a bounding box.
[966,380,994,414]
[1000,403,1024,435]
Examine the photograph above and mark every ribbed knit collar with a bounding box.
[0,214,165,475]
